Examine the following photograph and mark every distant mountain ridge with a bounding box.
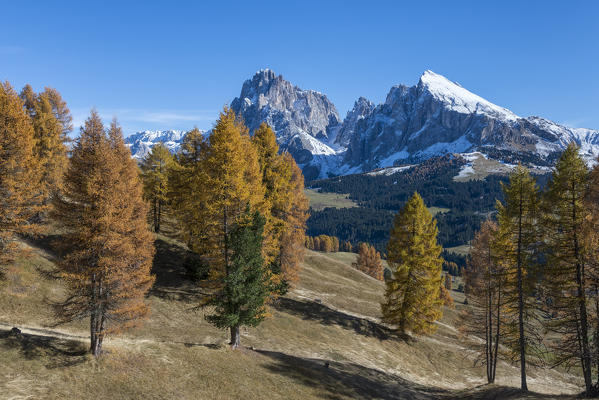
[125,69,599,180]
[126,129,195,159]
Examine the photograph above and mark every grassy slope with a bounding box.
[0,236,582,400]
[304,188,358,211]
[453,153,551,183]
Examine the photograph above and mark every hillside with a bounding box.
[0,233,582,399]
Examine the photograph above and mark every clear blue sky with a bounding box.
[2,0,598,136]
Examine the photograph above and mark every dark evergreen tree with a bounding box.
[205,208,270,349]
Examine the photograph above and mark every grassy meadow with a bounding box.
[0,230,583,399]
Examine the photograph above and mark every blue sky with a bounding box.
[2,0,598,136]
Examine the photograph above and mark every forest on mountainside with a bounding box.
[306,155,551,266]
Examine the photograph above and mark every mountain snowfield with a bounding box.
[125,70,599,179]
[126,130,192,160]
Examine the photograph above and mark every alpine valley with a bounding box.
[127,69,599,181]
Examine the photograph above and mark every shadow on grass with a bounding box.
[24,231,206,302]
[150,237,205,302]
[0,328,88,369]
[258,349,576,400]
[273,297,407,342]
[22,233,63,259]
[257,349,448,400]
[446,384,576,400]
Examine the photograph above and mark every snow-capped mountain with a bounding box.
[125,69,599,179]
[125,130,191,159]
[343,70,599,172]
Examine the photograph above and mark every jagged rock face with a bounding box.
[335,97,374,147]
[230,69,342,178]
[344,71,599,170]
[125,130,189,159]
[230,69,341,143]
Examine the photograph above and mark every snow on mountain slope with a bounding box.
[230,69,343,180]
[419,70,519,122]
[125,130,192,159]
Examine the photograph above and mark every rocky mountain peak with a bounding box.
[335,97,375,147]
[230,68,342,180]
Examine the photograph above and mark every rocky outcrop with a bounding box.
[334,97,374,147]
[230,69,341,143]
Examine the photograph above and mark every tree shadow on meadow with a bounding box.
[0,328,88,369]
[257,349,448,400]
[257,349,576,400]
[273,297,407,342]
[149,237,206,302]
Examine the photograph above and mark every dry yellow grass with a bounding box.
[0,237,584,399]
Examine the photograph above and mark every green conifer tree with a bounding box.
[206,208,270,348]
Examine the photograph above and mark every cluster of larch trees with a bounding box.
[0,82,155,356]
[305,234,343,252]
[0,82,72,266]
[141,110,309,348]
[1,81,309,355]
[463,144,599,395]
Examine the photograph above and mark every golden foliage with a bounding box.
[353,242,384,281]
[252,124,308,287]
[381,192,443,335]
[20,84,68,209]
[171,108,264,281]
[52,112,155,356]
[0,82,44,263]
[140,143,175,232]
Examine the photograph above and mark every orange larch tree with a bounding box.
[0,82,44,266]
[52,111,155,356]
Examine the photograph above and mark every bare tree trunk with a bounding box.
[230,326,241,349]
[486,283,492,383]
[91,279,105,357]
[153,197,159,233]
[573,188,592,392]
[157,200,161,233]
[90,273,97,354]
[492,280,501,383]
[94,313,106,356]
[594,285,599,386]
[517,188,528,391]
